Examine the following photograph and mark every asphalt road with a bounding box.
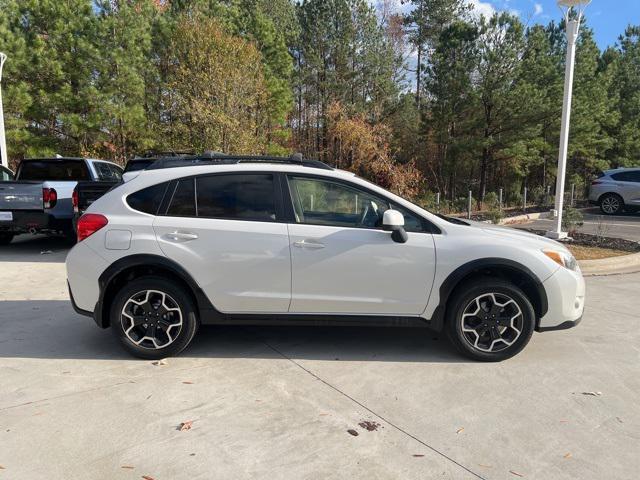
[516,207,640,242]
[1,237,639,479]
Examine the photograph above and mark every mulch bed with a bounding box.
[522,228,640,253]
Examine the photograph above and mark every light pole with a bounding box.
[0,52,7,169]
[546,0,590,240]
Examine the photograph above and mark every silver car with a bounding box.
[589,167,640,215]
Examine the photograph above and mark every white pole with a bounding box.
[0,52,8,169]
[547,16,581,239]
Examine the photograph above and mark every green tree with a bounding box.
[162,16,269,154]
[0,0,101,159]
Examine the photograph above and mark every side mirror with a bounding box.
[382,210,408,243]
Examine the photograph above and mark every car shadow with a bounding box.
[0,234,70,263]
[0,300,468,364]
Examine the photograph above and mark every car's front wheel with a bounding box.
[110,276,199,359]
[446,279,535,362]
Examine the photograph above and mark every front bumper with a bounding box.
[537,266,585,332]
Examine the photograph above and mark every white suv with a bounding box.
[66,154,585,361]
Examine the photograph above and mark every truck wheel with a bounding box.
[110,276,199,360]
[446,278,535,362]
[0,233,14,245]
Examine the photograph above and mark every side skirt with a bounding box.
[200,311,438,329]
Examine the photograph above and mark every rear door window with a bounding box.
[94,162,123,182]
[196,174,276,221]
[166,178,196,217]
[18,160,91,181]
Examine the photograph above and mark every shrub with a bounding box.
[562,207,584,236]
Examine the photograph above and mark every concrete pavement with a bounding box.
[1,238,639,479]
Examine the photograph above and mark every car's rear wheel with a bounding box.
[0,233,14,245]
[110,276,199,360]
[599,193,624,215]
[446,279,535,362]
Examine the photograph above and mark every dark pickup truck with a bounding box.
[72,152,194,220]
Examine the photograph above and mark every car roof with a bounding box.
[604,167,640,174]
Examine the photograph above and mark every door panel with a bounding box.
[153,216,291,313]
[288,224,436,315]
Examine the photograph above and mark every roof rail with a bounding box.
[145,153,333,171]
[135,150,196,159]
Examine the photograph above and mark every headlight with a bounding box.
[542,249,578,271]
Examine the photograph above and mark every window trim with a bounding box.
[283,173,440,234]
[158,171,285,223]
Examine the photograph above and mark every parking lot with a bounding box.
[1,235,639,480]
[519,207,640,242]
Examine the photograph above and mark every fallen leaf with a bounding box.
[0,465,5,469]
[358,420,380,431]
[412,454,425,458]
[478,464,492,468]
[62,371,71,374]
[616,417,623,423]
[319,413,329,416]
[347,429,359,436]
[146,395,152,400]
[580,391,602,396]
[189,453,196,456]
[456,427,465,434]
[178,420,193,431]
[563,453,572,459]
[182,381,194,384]
[142,476,155,480]
[152,359,168,366]
[121,465,134,469]
[509,470,524,477]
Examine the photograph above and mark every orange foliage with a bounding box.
[327,103,424,199]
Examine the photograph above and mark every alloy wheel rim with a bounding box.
[460,293,523,353]
[602,197,619,214]
[121,290,183,349]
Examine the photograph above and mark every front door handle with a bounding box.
[293,239,325,249]
[165,231,199,242]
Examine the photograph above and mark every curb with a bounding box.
[579,251,640,276]
[499,211,551,225]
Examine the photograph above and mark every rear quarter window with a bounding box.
[126,182,169,215]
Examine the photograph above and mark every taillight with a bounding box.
[43,188,57,209]
[76,213,108,242]
[72,189,79,213]
[591,180,602,186]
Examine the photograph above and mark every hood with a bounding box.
[462,219,570,252]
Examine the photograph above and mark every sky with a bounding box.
[468,0,640,49]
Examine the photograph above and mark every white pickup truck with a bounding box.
[0,157,122,245]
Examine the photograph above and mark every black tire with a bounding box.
[110,276,199,360]
[599,193,624,215]
[0,233,14,245]
[63,227,77,245]
[446,278,535,362]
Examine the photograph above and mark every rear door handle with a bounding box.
[165,231,199,242]
[293,239,325,249]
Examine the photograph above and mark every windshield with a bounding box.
[18,160,91,181]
